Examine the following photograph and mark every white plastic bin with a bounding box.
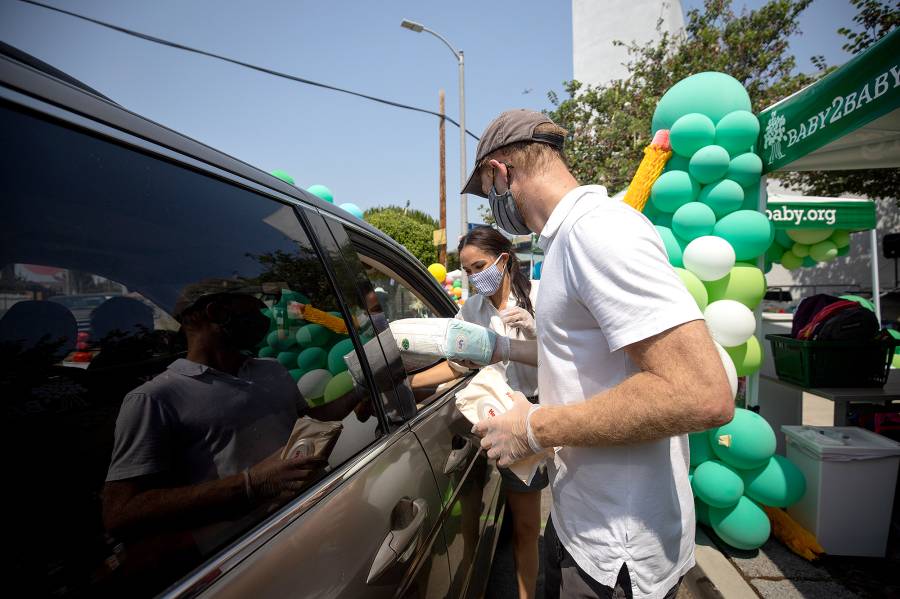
[783,425,900,557]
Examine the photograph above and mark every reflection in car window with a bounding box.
[0,104,382,597]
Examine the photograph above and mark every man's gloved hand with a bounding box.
[246,449,327,501]
[500,306,536,338]
[472,391,542,467]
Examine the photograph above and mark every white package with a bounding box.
[389,317,497,365]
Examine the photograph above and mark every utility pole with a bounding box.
[438,89,447,266]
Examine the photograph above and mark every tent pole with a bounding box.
[747,176,766,410]
[870,228,882,326]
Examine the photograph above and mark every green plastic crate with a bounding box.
[765,334,896,388]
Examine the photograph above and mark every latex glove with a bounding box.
[247,449,327,500]
[500,306,536,338]
[472,391,543,467]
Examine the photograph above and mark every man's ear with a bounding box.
[205,300,229,325]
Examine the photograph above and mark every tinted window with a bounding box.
[0,103,382,597]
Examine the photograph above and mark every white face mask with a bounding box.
[469,254,506,296]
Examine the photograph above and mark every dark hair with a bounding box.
[458,226,534,316]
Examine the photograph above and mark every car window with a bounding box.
[0,103,383,597]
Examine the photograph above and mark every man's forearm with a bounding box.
[530,372,721,448]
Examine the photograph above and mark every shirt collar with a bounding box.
[168,357,254,384]
[537,185,608,252]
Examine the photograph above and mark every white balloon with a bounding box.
[714,341,738,399]
[683,236,736,281]
[705,300,757,348]
[298,368,333,401]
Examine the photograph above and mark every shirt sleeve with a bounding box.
[106,392,175,481]
[568,204,703,353]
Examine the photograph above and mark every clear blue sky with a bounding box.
[0,0,857,245]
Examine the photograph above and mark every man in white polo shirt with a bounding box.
[467,110,735,599]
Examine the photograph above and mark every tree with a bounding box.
[364,205,439,266]
[546,0,898,202]
[778,0,899,204]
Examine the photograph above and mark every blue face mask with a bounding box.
[488,186,531,235]
[469,254,506,296]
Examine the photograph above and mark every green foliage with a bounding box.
[364,206,438,266]
[477,203,496,226]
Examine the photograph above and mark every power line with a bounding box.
[17,0,481,140]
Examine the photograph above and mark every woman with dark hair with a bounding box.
[411,225,545,599]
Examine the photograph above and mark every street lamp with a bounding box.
[400,19,468,297]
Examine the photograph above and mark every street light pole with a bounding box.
[401,19,469,297]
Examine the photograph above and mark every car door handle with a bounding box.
[443,436,478,475]
[366,497,429,584]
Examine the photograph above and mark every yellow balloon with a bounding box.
[428,263,447,283]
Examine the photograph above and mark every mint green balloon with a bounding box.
[655,226,687,267]
[725,336,764,376]
[689,145,731,184]
[727,152,763,188]
[664,154,691,173]
[651,170,700,213]
[689,430,714,466]
[831,230,851,248]
[327,338,355,374]
[712,210,774,261]
[781,250,802,270]
[840,294,876,312]
[740,181,762,211]
[705,264,766,309]
[774,230,793,249]
[673,202,716,241]
[652,72,752,134]
[297,346,328,372]
[715,111,760,156]
[791,243,810,258]
[802,256,817,267]
[692,460,744,508]
[741,454,806,508]
[709,408,776,470]
[267,330,295,351]
[676,268,708,311]
[258,346,277,358]
[277,351,300,368]
[670,113,716,157]
[296,323,334,348]
[323,370,355,405]
[695,497,712,526]
[766,242,784,263]
[307,184,334,203]
[809,240,838,262]
[699,179,744,218]
[709,496,771,550]
[287,368,303,382]
[270,169,295,185]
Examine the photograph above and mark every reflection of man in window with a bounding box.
[102,279,347,565]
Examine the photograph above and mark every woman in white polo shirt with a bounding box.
[411,226,546,599]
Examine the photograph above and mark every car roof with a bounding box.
[0,44,409,256]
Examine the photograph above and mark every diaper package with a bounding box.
[455,368,545,485]
[389,318,497,365]
[281,417,343,462]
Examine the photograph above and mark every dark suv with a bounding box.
[0,49,502,598]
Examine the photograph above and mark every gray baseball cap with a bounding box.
[462,109,564,198]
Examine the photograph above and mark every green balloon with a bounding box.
[727,152,763,188]
[689,430,715,467]
[651,170,700,213]
[655,226,687,267]
[786,228,833,245]
[713,210,774,261]
[780,250,802,270]
[327,338,355,375]
[673,202,716,241]
[453,279,462,288]
[695,497,712,527]
[725,336,764,376]
[258,346,277,358]
[709,408,776,470]
[740,181,762,211]
[837,245,850,257]
[741,454,806,508]
[802,256,817,268]
[705,264,766,309]
[296,323,334,348]
[267,330,295,351]
[270,169,295,185]
[689,145,731,184]
[831,230,851,248]
[715,111,760,156]
[765,242,784,263]
[791,243,810,258]
[307,184,334,203]
[676,267,709,311]
[670,113,716,157]
[840,294,876,312]
[277,351,300,368]
[893,353,900,368]
[287,368,303,382]
[664,154,691,173]
[699,179,744,218]
[709,496,771,550]
[652,72,752,134]
[297,346,328,372]
[809,240,838,262]
[692,460,744,508]
[323,370,355,405]
[774,230,794,249]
